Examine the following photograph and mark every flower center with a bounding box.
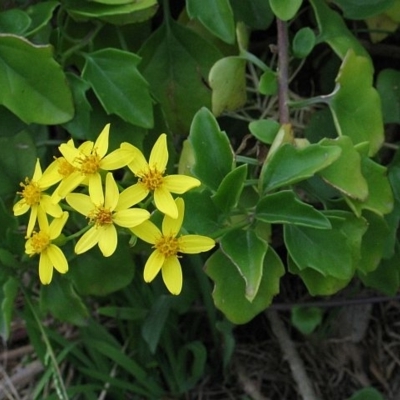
[76,152,101,175]
[18,179,41,206]
[88,206,113,227]
[57,157,75,177]
[155,235,180,258]
[30,231,50,254]
[140,168,164,191]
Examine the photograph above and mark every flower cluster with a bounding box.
[13,124,215,294]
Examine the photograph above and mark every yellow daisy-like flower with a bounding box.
[66,172,150,257]
[13,159,63,237]
[130,197,215,295]
[121,134,201,219]
[57,124,134,201]
[25,211,69,285]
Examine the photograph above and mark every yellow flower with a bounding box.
[57,124,134,200]
[25,211,69,285]
[121,134,201,219]
[130,198,215,295]
[66,173,150,257]
[13,159,63,237]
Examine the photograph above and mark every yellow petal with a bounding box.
[37,207,49,232]
[130,220,161,244]
[57,171,85,198]
[79,140,94,154]
[59,143,80,165]
[13,200,29,216]
[163,175,200,194]
[47,245,68,274]
[40,195,63,217]
[39,159,62,189]
[49,211,69,240]
[162,197,184,236]
[100,148,134,170]
[25,237,34,255]
[98,225,117,257]
[113,209,150,228]
[149,134,168,172]
[32,159,43,181]
[39,252,53,284]
[143,250,165,282]
[27,206,38,238]
[116,184,148,211]
[75,227,101,254]
[178,235,215,254]
[161,256,182,295]
[154,186,178,219]
[66,193,93,216]
[104,173,119,211]
[89,173,104,205]
[95,123,110,159]
[121,143,149,175]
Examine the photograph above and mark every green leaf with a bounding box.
[0,199,17,243]
[347,387,385,400]
[220,229,268,301]
[258,69,278,95]
[212,164,247,212]
[291,306,323,335]
[40,277,88,326]
[209,56,247,116]
[65,0,158,25]
[269,0,303,21]
[260,143,341,193]
[249,119,280,144]
[317,136,368,200]
[189,108,234,191]
[97,306,146,320]
[69,243,135,296]
[292,27,316,58]
[0,131,36,196]
[309,0,371,60]
[0,277,18,341]
[205,247,284,324]
[82,48,153,128]
[327,49,384,156]
[230,0,274,30]
[0,35,74,124]
[376,69,400,124]
[25,1,60,37]
[256,190,331,229]
[139,19,222,133]
[332,0,394,19]
[0,9,31,35]
[187,0,235,44]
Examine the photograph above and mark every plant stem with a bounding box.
[276,19,290,124]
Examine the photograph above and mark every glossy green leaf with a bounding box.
[209,56,247,116]
[327,49,384,156]
[82,49,153,128]
[25,1,59,37]
[345,156,393,217]
[260,143,341,193]
[69,243,135,296]
[0,131,36,196]
[40,277,89,326]
[258,69,278,95]
[187,0,235,43]
[291,306,323,335]
[332,0,394,19]
[292,27,316,58]
[205,247,284,324]
[212,164,247,212]
[269,0,303,21]
[90,0,133,4]
[189,108,234,191]
[220,229,268,301]
[230,0,274,30]
[0,200,17,243]
[0,9,31,35]
[249,119,280,144]
[139,19,222,133]
[309,0,371,60]
[288,256,352,296]
[0,106,26,138]
[347,387,385,400]
[65,0,158,25]
[0,277,18,341]
[376,69,400,124]
[256,190,331,229]
[0,35,73,124]
[317,136,368,200]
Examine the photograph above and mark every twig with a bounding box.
[266,309,318,400]
[236,362,270,400]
